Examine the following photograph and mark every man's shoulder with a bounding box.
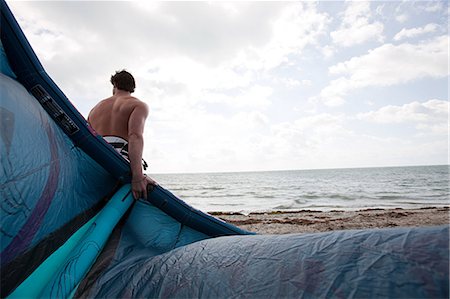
[127,96,148,109]
[97,96,115,106]
[91,97,112,111]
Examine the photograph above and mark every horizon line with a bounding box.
[149,163,449,176]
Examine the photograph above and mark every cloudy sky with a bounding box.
[7,1,449,174]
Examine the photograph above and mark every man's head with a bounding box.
[110,70,135,93]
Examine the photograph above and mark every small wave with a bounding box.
[302,195,320,199]
[375,195,409,200]
[327,194,356,201]
[199,187,226,191]
[255,195,276,199]
[294,199,307,205]
[273,205,295,210]
[299,194,359,201]
[209,203,242,206]
[168,187,192,191]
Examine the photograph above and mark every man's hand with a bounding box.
[131,175,158,199]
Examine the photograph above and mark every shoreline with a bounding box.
[212,206,449,234]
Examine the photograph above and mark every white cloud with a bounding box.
[10,6,83,62]
[272,77,312,88]
[394,23,439,41]
[310,78,348,107]
[331,1,384,47]
[131,1,161,14]
[330,35,449,79]
[321,45,336,59]
[395,14,408,23]
[358,99,448,134]
[139,57,253,94]
[317,36,449,106]
[394,3,409,23]
[269,113,349,157]
[233,2,330,71]
[198,85,273,109]
[261,113,445,170]
[147,109,353,173]
[146,106,274,173]
[422,2,444,13]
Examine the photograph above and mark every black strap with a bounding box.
[109,143,148,170]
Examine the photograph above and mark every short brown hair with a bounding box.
[110,70,135,93]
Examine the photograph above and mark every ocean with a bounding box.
[150,165,450,214]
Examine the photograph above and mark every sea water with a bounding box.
[150,165,450,213]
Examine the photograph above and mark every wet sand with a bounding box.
[211,206,449,234]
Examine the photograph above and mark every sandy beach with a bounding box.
[212,206,449,234]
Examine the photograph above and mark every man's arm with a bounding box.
[128,101,155,199]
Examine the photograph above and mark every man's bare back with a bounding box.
[88,92,145,141]
[88,70,156,199]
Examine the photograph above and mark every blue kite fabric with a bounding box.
[0,70,117,296]
[1,0,449,298]
[76,214,448,298]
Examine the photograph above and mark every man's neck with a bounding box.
[113,89,131,97]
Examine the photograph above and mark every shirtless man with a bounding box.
[88,70,156,199]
